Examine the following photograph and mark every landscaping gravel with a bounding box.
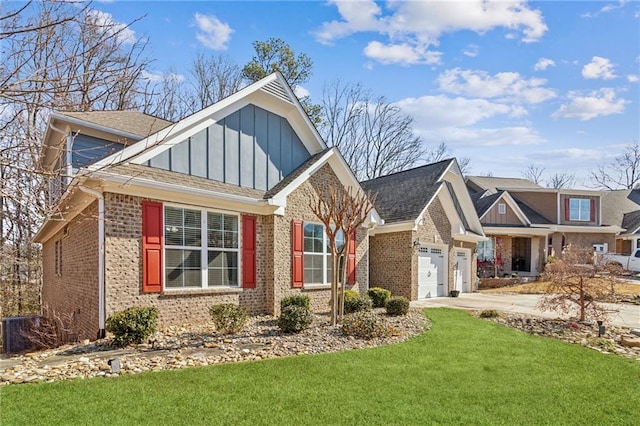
[0,309,429,386]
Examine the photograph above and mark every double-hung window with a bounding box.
[569,198,590,221]
[477,237,495,262]
[303,222,344,285]
[164,206,239,289]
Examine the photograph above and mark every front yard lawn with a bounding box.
[2,308,639,425]
[483,279,640,295]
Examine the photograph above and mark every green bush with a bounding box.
[386,296,410,316]
[367,287,391,308]
[280,294,311,310]
[479,309,500,319]
[278,305,314,333]
[343,290,373,313]
[209,304,248,334]
[342,311,390,339]
[106,306,158,347]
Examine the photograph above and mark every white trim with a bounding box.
[535,224,624,233]
[368,220,415,235]
[483,226,553,237]
[478,192,531,226]
[453,248,472,293]
[498,203,506,215]
[50,112,144,141]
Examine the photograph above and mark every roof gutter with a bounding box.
[76,185,106,338]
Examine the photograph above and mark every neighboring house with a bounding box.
[35,73,380,340]
[467,176,624,278]
[602,189,640,254]
[362,159,485,300]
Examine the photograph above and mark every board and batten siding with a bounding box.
[72,133,127,169]
[146,104,310,191]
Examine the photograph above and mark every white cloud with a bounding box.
[462,44,479,58]
[437,68,556,104]
[582,56,616,80]
[581,0,628,18]
[363,41,441,65]
[534,58,555,71]
[314,0,547,65]
[395,95,525,128]
[141,70,184,83]
[627,74,639,83]
[87,10,136,44]
[551,88,628,120]
[294,85,310,98]
[194,13,233,50]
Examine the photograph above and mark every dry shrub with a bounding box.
[19,305,78,350]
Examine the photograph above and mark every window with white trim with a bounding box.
[569,198,590,221]
[164,206,239,289]
[498,203,506,215]
[477,238,495,261]
[303,222,344,285]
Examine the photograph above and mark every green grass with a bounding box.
[2,308,639,425]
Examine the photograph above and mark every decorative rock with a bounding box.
[621,335,640,348]
[631,329,640,337]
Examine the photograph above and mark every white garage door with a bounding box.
[453,249,471,293]
[418,246,446,298]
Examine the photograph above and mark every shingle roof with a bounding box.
[467,175,542,192]
[622,210,640,234]
[512,196,553,224]
[57,111,173,139]
[472,191,502,217]
[106,164,266,199]
[262,148,332,199]
[601,189,640,228]
[360,159,452,223]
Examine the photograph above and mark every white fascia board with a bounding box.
[442,165,485,235]
[501,192,532,225]
[482,226,553,237]
[453,232,488,243]
[95,171,273,215]
[368,220,415,235]
[33,186,95,243]
[50,113,142,141]
[536,224,624,234]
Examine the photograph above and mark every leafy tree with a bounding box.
[537,245,618,322]
[242,37,312,87]
[591,140,640,189]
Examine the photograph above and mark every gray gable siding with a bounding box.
[146,104,310,190]
[72,133,126,168]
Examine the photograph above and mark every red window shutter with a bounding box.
[142,201,163,293]
[291,220,304,288]
[564,198,570,221]
[347,231,356,285]
[590,199,596,222]
[242,215,256,289]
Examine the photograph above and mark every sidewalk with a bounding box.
[411,293,640,328]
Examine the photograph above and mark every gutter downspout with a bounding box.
[77,185,106,339]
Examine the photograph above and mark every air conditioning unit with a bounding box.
[592,243,608,254]
[1,316,41,354]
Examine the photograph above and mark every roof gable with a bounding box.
[466,175,542,193]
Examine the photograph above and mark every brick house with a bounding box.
[601,189,640,255]
[466,176,624,278]
[362,159,486,300]
[35,73,381,340]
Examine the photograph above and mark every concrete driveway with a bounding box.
[411,293,640,328]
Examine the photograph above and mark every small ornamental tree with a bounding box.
[537,245,619,322]
[310,185,376,325]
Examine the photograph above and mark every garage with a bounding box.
[418,246,447,298]
[453,249,472,293]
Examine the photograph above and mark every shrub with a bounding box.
[386,296,410,316]
[106,306,158,347]
[342,311,390,339]
[278,305,313,333]
[342,290,373,313]
[280,294,311,310]
[367,287,391,308]
[209,304,248,334]
[479,309,500,319]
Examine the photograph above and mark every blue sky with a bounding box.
[94,0,639,186]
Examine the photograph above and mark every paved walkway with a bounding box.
[411,293,640,328]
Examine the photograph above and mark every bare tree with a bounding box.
[190,53,244,110]
[425,142,472,175]
[522,163,545,184]
[310,185,375,325]
[547,172,576,189]
[537,245,617,322]
[1,1,153,316]
[320,79,426,180]
[591,141,640,190]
